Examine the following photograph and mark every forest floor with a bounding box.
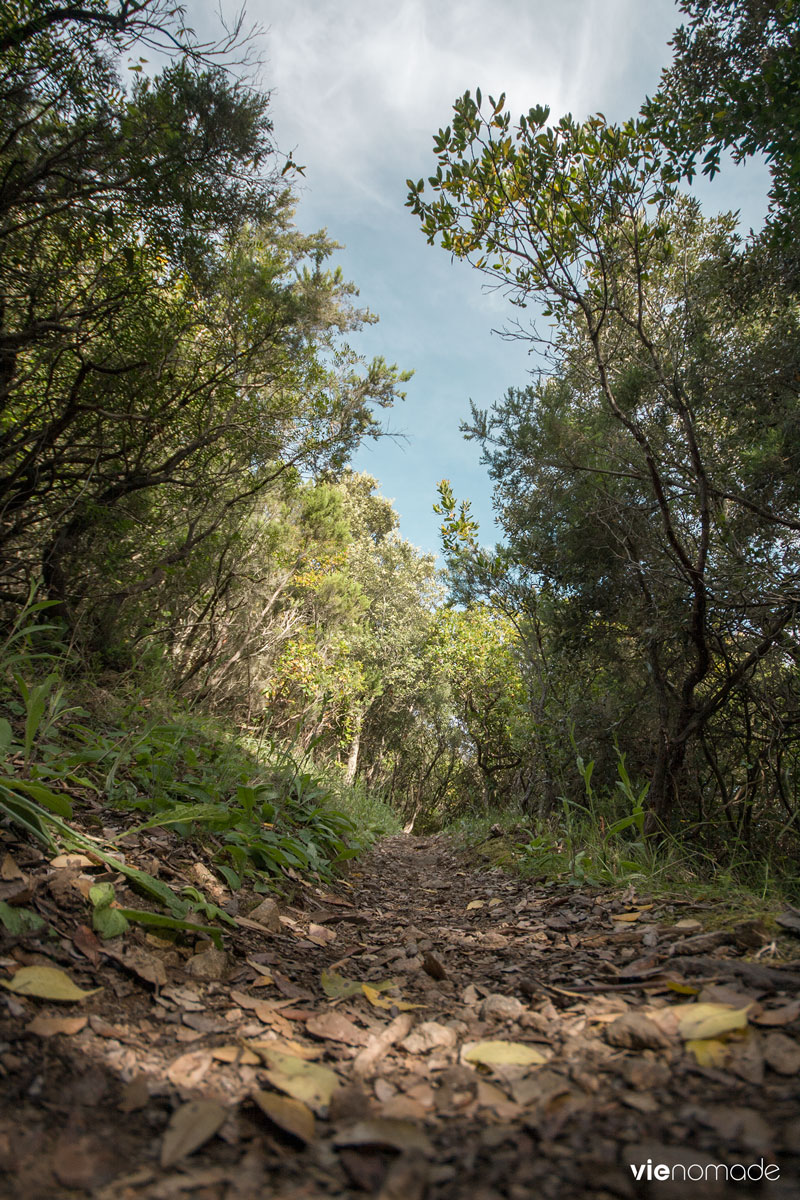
[1,826,800,1199]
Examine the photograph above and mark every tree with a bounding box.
[408,93,800,830]
[644,0,800,257]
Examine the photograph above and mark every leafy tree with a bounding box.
[644,0,800,255]
[408,92,800,831]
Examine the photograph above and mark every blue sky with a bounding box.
[193,1,770,555]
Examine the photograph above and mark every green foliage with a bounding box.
[409,66,800,861]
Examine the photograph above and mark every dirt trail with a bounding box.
[1,831,800,1199]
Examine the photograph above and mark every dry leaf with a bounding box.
[762,1032,800,1075]
[333,1119,433,1156]
[751,1000,800,1027]
[305,1010,368,1046]
[26,1014,87,1037]
[103,945,166,989]
[462,1040,547,1068]
[307,923,336,946]
[686,1038,730,1068]
[361,983,421,1012]
[1,854,24,881]
[119,1075,150,1113]
[211,1045,260,1066]
[466,900,484,911]
[253,1090,315,1143]
[353,1012,414,1078]
[612,911,641,923]
[160,1099,227,1168]
[605,1013,673,1051]
[247,1036,320,1061]
[50,854,94,870]
[166,1050,212,1089]
[1,965,100,1001]
[250,1046,339,1114]
[672,1002,750,1041]
[401,1021,457,1053]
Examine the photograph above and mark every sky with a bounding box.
[191,0,770,556]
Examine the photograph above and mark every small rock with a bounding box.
[480,993,525,1022]
[247,898,281,931]
[186,947,228,982]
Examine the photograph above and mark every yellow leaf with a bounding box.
[612,912,640,923]
[1,965,101,1002]
[253,1090,315,1143]
[665,980,700,996]
[672,1002,750,1040]
[249,1046,339,1115]
[488,898,503,908]
[686,1038,730,1068]
[463,1040,547,1067]
[361,983,422,1012]
[466,900,484,910]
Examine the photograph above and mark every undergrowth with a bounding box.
[445,749,800,909]
[0,591,382,935]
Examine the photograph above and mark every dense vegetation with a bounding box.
[1,0,799,904]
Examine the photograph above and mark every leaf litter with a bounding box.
[0,828,799,1197]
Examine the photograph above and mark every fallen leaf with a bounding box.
[160,1099,227,1168]
[246,958,275,981]
[103,945,167,988]
[664,979,700,996]
[119,1074,150,1113]
[751,1000,800,1027]
[605,1013,673,1051]
[612,911,641,923]
[401,1021,457,1053]
[0,901,46,935]
[672,1002,750,1041]
[250,1046,339,1114]
[26,1014,87,1037]
[361,983,421,1012]
[1,854,25,880]
[167,1050,212,1089]
[305,1010,369,1046]
[1,965,100,1001]
[462,1040,547,1068]
[211,1045,260,1066]
[762,1032,800,1075]
[308,923,336,946]
[50,854,94,870]
[353,1012,414,1078]
[686,1038,730,1068]
[72,924,102,967]
[333,1119,433,1156]
[727,1032,765,1086]
[253,1091,315,1143]
[466,900,484,911]
[247,1036,320,1061]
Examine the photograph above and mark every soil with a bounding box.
[1,829,799,1199]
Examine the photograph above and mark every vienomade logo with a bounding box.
[629,1158,780,1184]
